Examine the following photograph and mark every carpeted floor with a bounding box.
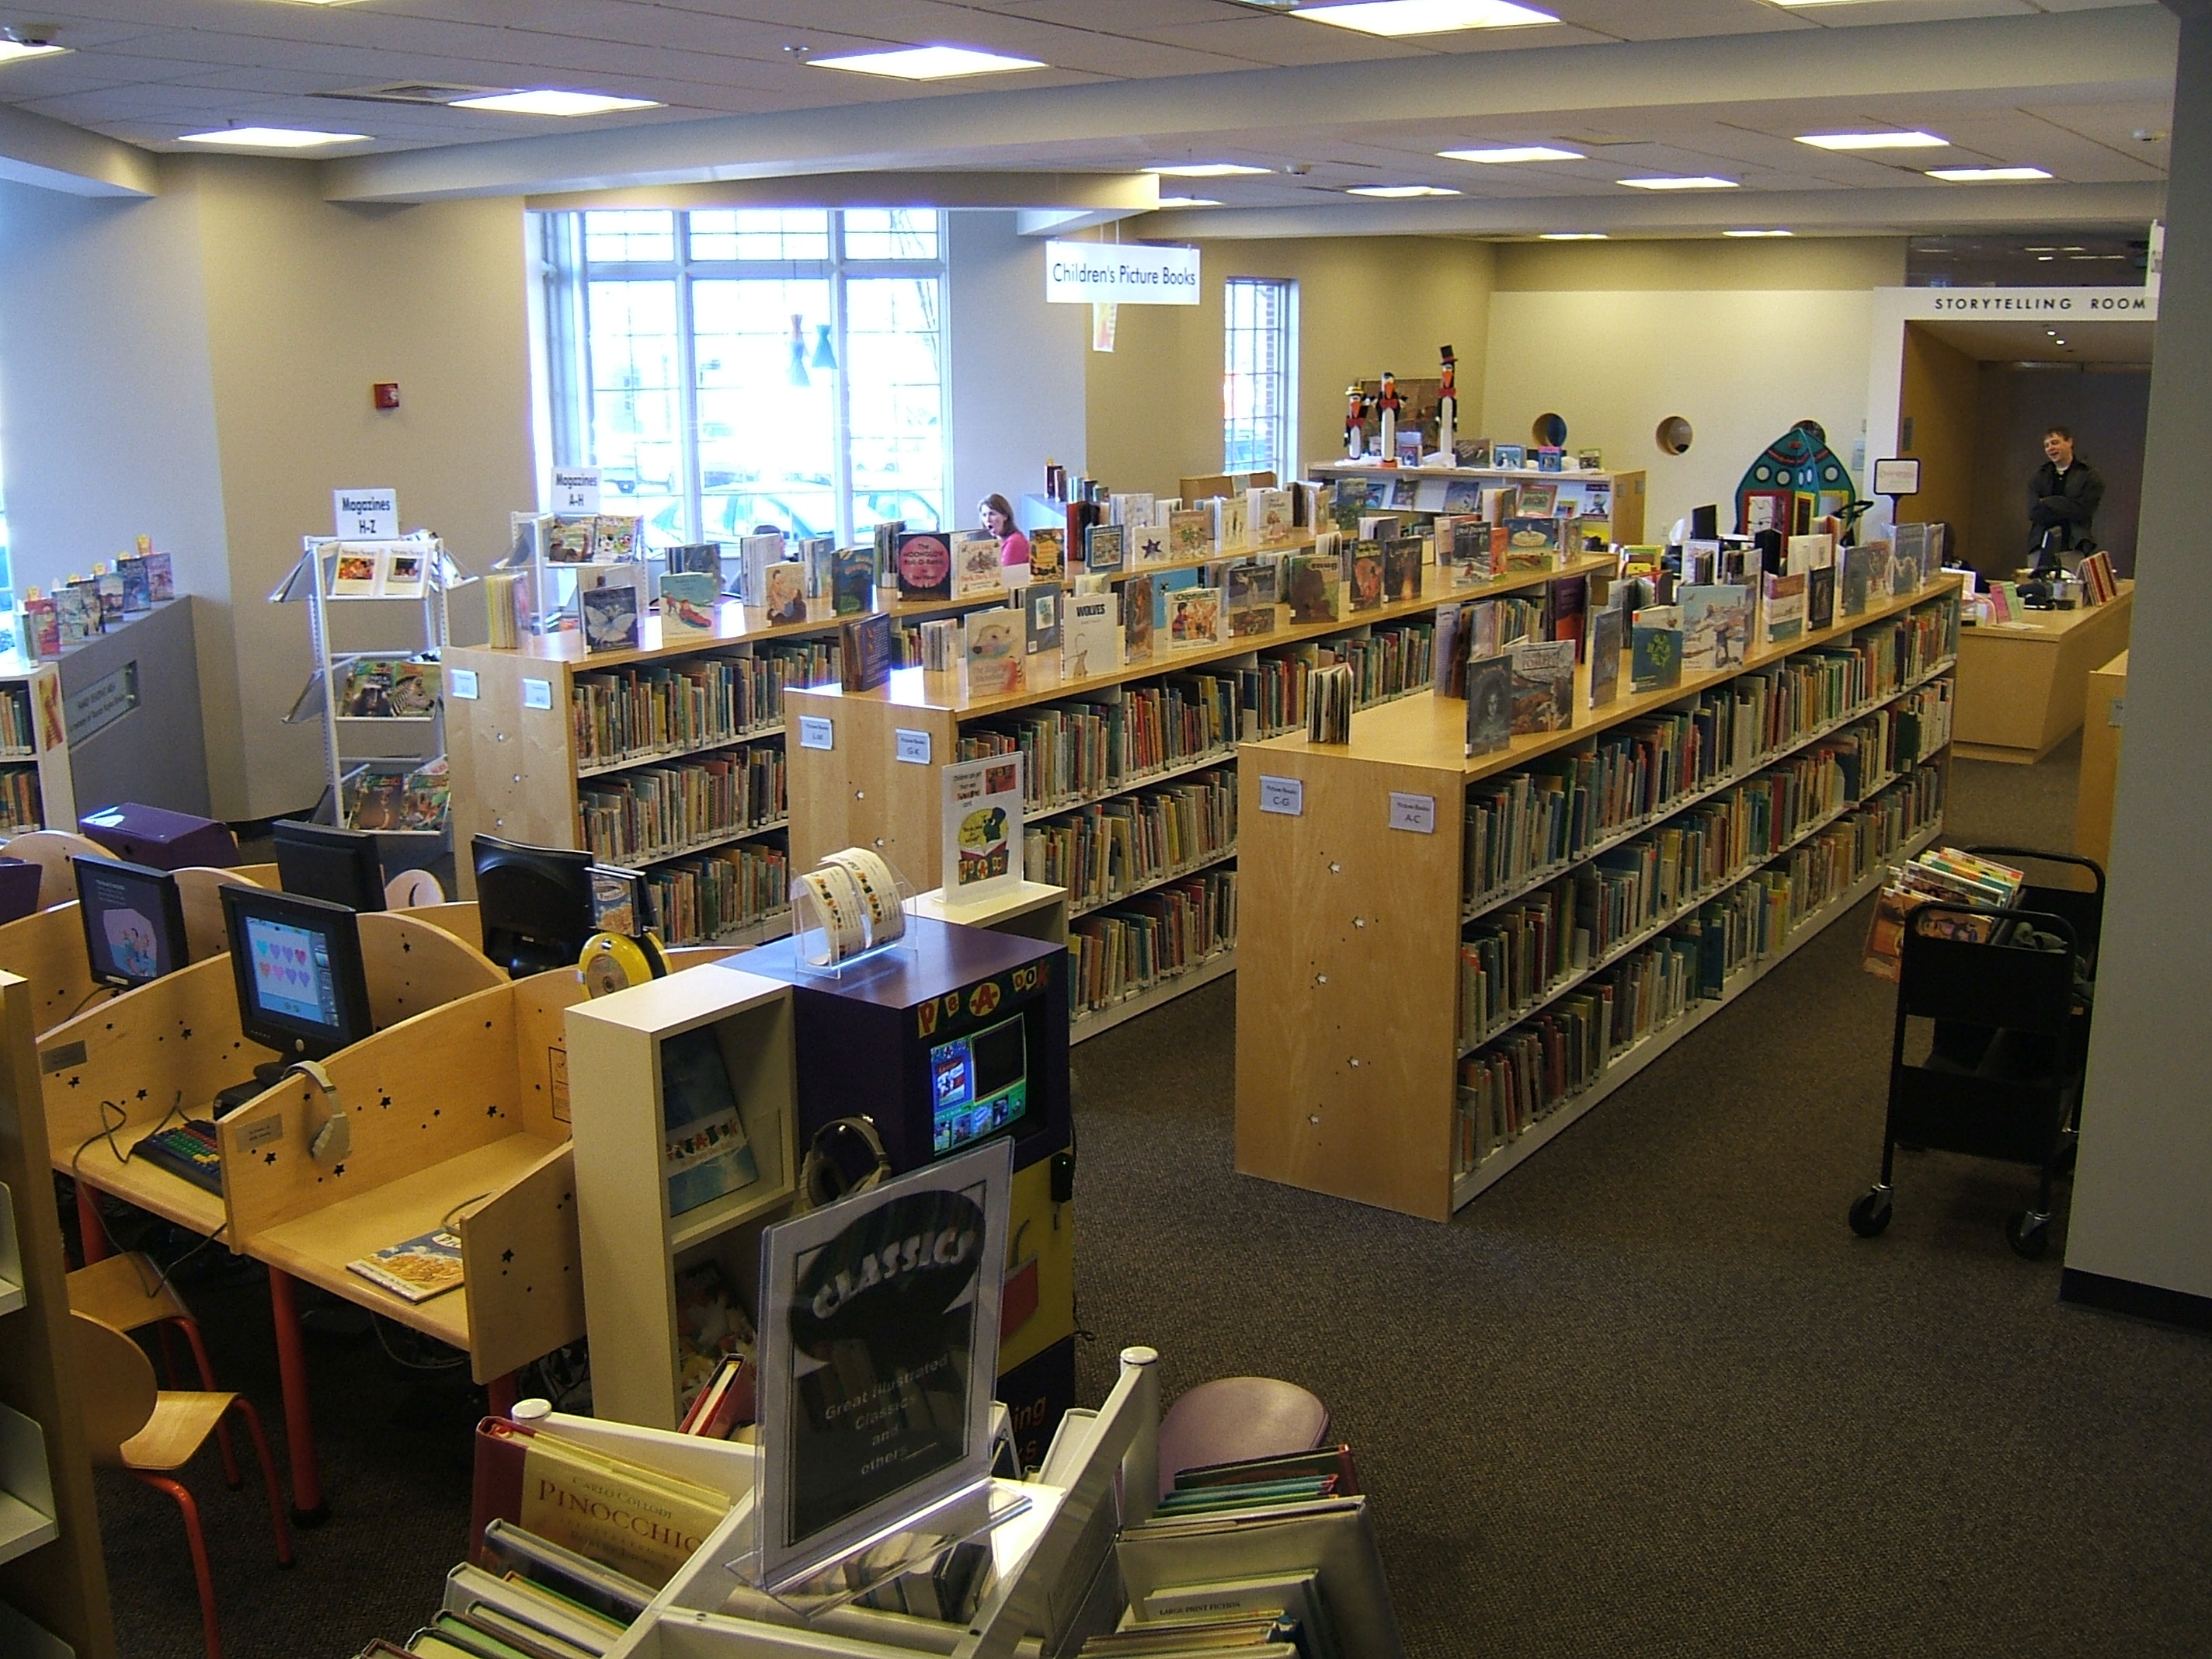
[89,736,2212,1657]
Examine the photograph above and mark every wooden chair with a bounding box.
[70,1310,293,1659]
[5,828,116,907]
[171,866,261,963]
[68,1252,242,1487]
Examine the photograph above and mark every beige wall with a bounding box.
[1085,236,1494,498]
[1898,321,1981,564]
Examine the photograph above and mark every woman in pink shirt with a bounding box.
[981,493,1031,572]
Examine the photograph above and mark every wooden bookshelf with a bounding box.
[0,658,76,838]
[1309,461,1647,545]
[1235,576,1963,1220]
[784,554,1612,1042]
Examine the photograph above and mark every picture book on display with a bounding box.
[1502,518,1560,572]
[1028,526,1066,582]
[1466,654,1513,756]
[738,531,786,603]
[1516,481,1559,517]
[341,656,439,718]
[896,531,954,603]
[1456,436,1494,466]
[1807,564,1836,632]
[1449,517,1500,584]
[798,534,836,599]
[1209,494,1249,552]
[1383,537,1423,602]
[2077,548,2120,603]
[1064,593,1118,677]
[1442,479,1485,514]
[1226,565,1278,637]
[1508,640,1576,734]
[1548,574,1588,659]
[347,1228,464,1303]
[840,613,894,692]
[1494,442,1526,469]
[661,1025,759,1216]
[545,515,596,563]
[1839,544,1873,617]
[954,534,1004,600]
[1122,573,1156,664]
[1169,509,1212,562]
[1763,572,1807,644]
[1347,542,1385,612]
[1588,605,1624,708]
[1680,584,1752,673]
[1167,586,1222,650]
[761,560,809,626]
[593,515,643,562]
[1019,581,1063,656]
[1249,487,1295,547]
[1085,522,1128,573]
[967,612,1024,695]
[832,547,875,615]
[1331,476,1376,530]
[1631,607,1684,693]
[658,570,719,636]
[579,579,642,653]
[1129,524,1170,568]
[1286,554,1340,624]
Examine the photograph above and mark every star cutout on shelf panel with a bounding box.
[502,1249,514,1264]
[380,1094,392,1108]
[333,1163,345,1176]
[136,1089,147,1100]
[66,1076,78,1088]
[180,1028,192,1039]
[265,1152,278,1165]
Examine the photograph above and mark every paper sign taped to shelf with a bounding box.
[896,728,932,765]
[550,467,601,513]
[798,715,833,751]
[522,677,552,711]
[1045,240,1201,307]
[447,668,478,701]
[333,487,398,539]
[1257,775,1304,816]
[1388,791,1436,834]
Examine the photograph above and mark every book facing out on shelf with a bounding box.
[1122,573,1156,665]
[1548,574,1588,659]
[1347,542,1384,613]
[1063,593,1118,677]
[1169,508,1212,562]
[657,572,718,635]
[896,532,953,603]
[347,1228,465,1303]
[1084,522,1128,573]
[469,1418,730,1591]
[760,561,809,626]
[1129,525,1171,567]
[1465,653,1512,756]
[797,534,835,599]
[579,580,642,653]
[1630,608,1683,694]
[1226,565,1278,638]
[954,534,1004,599]
[1807,564,1836,632]
[1502,518,1560,572]
[831,548,875,615]
[660,1024,758,1217]
[1285,554,1340,624]
[1508,639,1576,735]
[1028,527,1066,582]
[1167,586,1222,649]
[1679,584,1752,673]
[1017,581,1063,656]
[1588,605,1624,708]
[966,611,1024,695]
[840,613,894,692]
[1382,537,1422,602]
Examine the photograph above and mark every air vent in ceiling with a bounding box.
[314,82,507,106]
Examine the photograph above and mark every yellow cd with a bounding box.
[579,931,654,996]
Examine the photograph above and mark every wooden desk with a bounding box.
[2075,651,2128,870]
[1953,586,2133,763]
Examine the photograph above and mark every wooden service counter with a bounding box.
[1953,583,2132,764]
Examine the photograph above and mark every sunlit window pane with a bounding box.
[583,210,674,263]
[846,277,945,534]
[843,208,940,262]
[689,209,831,263]
[694,279,840,541]
[586,279,687,545]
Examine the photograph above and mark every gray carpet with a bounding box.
[91,737,2212,1657]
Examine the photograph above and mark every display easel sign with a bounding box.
[941,753,1024,905]
[752,1137,1010,1591]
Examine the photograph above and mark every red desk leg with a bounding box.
[264,1268,329,1525]
[75,1181,110,1266]
[485,1372,517,1419]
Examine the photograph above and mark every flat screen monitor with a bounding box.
[75,856,189,990]
[472,834,596,979]
[273,819,387,913]
[219,884,374,1062]
[928,1011,1031,1159]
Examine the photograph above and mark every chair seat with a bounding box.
[1158,1376,1330,1498]
[117,1393,237,1473]
[68,1252,188,1332]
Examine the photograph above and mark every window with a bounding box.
[1223,276,1298,478]
[537,208,948,548]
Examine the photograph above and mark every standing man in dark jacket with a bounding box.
[2027,426,2104,563]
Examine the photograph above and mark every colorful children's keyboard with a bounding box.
[132,1119,223,1194]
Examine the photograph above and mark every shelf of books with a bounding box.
[1234,572,1963,1221]
[1309,460,1647,546]
[0,661,71,836]
[784,549,1615,1044]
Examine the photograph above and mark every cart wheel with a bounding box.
[2006,1212,2050,1260]
[1849,1191,1894,1238]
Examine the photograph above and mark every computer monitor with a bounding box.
[219,884,374,1063]
[928,1010,1033,1159]
[75,856,189,990]
[273,819,388,913]
[472,834,596,979]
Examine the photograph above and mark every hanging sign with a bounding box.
[551,468,601,513]
[1045,240,1201,307]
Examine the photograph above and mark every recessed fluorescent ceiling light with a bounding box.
[1796,130,1946,151]
[1540,231,1606,240]
[1724,228,1793,237]
[1155,197,1222,208]
[1147,162,1269,177]
[1439,145,1583,163]
[450,89,660,116]
[810,45,1045,78]
[1925,165,2052,182]
[1293,0,1556,33]
[1619,176,1737,190]
[0,39,67,63]
[178,126,368,148]
[1348,184,1461,197]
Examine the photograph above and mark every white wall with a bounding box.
[1482,287,1877,540]
[948,211,1087,527]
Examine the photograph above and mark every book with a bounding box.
[966,611,1024,695]
[118,554,152,612]
[343,656,438,718]
[381,548,429,600]
[1307,663,1353,743]
[1679,584,1751,673]
[797,534,835,599]
[1442,479,1483,513]
[144,550,176,603]
[1508,639,1575,734]
[657,571,718,635]
[1085,522,1128,573]
[592,516,642,562]
[1548,575,1588,659]
[1806,564,1836,632]
[1330,478,1374,531]
[840,613,893,692]
[1516,481,1558,517]
[1018,581,1063,656]
[736,532,785,603]
[1285,554,1340,624]
[1536,445,1566,472]
[677,1354,756,1440]
[347,1228,465,1303]
[1839,544,1873,617]
[1588,604,1623,708]
[1248,487,1295,547]
[1465,654,1512,756]
[896,531,953,602]
[332,548,381,596]
[873,519,903,590]
[1028,526,1066,582]
[1122,573,1156,665]
[1502,517,1560,572]
[545,516,595,563]
[471,1421,730,1590]
[1063,593,1119,677]
[1456,437,1493,466]
[1169,509,1212,562]
[760,560,808,626]
[831,547,875,615]
[579,580,641,653]
[1208,494,1249,552]
[1108,490,1156,528]
[96,571,124,627]
[22,595,56,658]
[1382,537,1422,603]
[1346,542,1384,612]
[919,617,960,673]
[1631,611,1683,693]
[1494,442,1526,469]
[1449,518,1500,584]
[660,1024,758,1217]
[2078,548,2118,603]
[1226,565,1277,637]
[1762,572,1807,643]
[1131,525,1171,567]
[1167,586,1222,649]
[954,533,1004,600]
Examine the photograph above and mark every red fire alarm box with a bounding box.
[372,381,401,410]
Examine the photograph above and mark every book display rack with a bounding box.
[0,659,73,836]
[1309,461,1647,546]
[784,553,1612,1042]
[1236,576,1963,1221]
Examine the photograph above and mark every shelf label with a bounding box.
[1388,791,1436,834]
[895,728,932,765]
[333,486,398,539]
[798,715,834,751]
[550,467,601,513]
[242,1117,283,1150]
[521,677,552,711]
[447,667,478,701]
[1258,774,1304,816]
[65,660,138,744]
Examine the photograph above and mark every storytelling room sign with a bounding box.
[1045,240,1201,306]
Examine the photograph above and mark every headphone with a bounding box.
[287,1059,350,1164]
[796,1116,891,1212]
